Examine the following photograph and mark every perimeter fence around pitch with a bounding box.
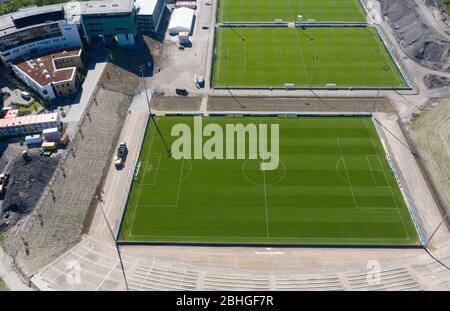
[209,2,412,91]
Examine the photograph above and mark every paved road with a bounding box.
[88,88,150,242]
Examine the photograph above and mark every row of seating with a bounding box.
[33,237,450,291]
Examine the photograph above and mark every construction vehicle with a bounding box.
[22,150,32,162]
[114,142,128,168]
[0,172,10,194]
[176,88,188,96]
[60,133,70,145]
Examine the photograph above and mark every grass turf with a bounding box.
[218,0,367,22]
[118,116,420,246]
[212,27,407,88]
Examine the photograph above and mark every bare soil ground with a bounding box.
[99,36,159,96]
[5,87,132,275]
[0,141,23,173]
[369,113,450,251]
[0,150,58,231]
[378,0,450,72]
[408,99,450,213]
[151,97,202,111]
[207,96,393,113]
[423,74,450,89]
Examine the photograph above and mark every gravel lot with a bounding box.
[148,1,215,96]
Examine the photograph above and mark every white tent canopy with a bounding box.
[168,7,194,35]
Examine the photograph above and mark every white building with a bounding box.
[0,5,82,63]
[11,48,84,100]
[168,7,195,35]
[135,0,165,34]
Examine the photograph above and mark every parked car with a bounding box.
[202,26,209,30]
[21,91,31,101]
[176,88,189,96]
[195,75,205,89]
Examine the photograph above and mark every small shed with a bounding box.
[168,7,195,35]
[25,134,41,146]
[42,127,61,142]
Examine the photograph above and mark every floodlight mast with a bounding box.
[139,64,171,158]
[425,211,449,248]
[98,200,129,291]
[371,64,390,114]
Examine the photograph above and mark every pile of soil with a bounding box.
[423,74,450,89]
[379,0,450,72]
[0,153,58,231]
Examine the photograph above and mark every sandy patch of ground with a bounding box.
[151,97,202,111]
[208,96,392,113]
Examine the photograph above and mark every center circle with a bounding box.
[241,156,286,187]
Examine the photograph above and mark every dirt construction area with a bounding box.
[2,87,132,276]
[408,100,450,213]
[207,96,393,113]
[0,151,58,232]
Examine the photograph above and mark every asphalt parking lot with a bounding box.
[148,2,215,96]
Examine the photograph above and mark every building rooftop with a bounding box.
[14,48,81,87]
[0,112,59,129]
[79,0,135,15]
[135,0,159,16]
[0,4,65,36]
[10,4,64,21]
[4,109,19,119]
[53,48,81,58]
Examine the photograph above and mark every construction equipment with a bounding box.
[22,150,32,162]
[176,88,188,96]
[0,172,10,194]
[60,133,70,145]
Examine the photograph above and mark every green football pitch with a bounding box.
[213,27,407,88]
[218,0,367,22]
[118,116,420,246]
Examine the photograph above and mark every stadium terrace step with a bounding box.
[275,276,344,291]
[218,22,369,28]
[31,237,450,291]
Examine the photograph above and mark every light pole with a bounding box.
[425,211,449,248]
[371,64,390,114]
[98,199,129,291]
[138,64,171,157]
